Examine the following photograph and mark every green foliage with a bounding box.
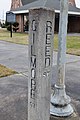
[13,22,19,32]
[5,21,10,26]
[1,23,6,28]
[6,22,19,32]
[6,21,12,31]
[7,25,11,31]
[13,22,19,27]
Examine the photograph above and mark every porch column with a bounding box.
[16,14,24,32]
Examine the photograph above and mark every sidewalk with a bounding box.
[0,41,80,120]
[0,74,28,120]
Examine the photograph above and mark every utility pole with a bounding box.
[50,0,74,116]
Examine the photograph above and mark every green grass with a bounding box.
[54,35,80,56]
[0,28,28,45]
[67,36,80,55]
[0,28,80,56]
[0,64,17,78]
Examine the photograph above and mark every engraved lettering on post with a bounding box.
[30,19,37,108]
[45,21,52,67]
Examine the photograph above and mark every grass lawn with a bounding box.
[0,28,28,45]
[54,34,80,56]
[0,28,80,56]
[0,64,17,78]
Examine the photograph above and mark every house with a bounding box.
[10,0,38,32]
[11,0,80,33]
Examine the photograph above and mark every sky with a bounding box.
[75,0,80,8]
[0,0,11,20]
[0,0,80,20]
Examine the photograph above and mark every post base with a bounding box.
[50,112,80,120]
[50,84,74,117]
[50,104,73,117]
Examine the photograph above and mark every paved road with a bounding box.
[0,41,80,119]
[0,41,28,73]
[0,41,29,120]
[0,74,28,120]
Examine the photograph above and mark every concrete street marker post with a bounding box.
[28,8,55,120]
[50,0,74,117]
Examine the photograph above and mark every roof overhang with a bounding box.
[12,9,80,15]
[12,10,29,14]
[55,10,80,15]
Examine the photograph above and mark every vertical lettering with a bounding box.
[45,58,51,67]
[31,56,36,68]
[46,21,52,33]
[45,21,52,67]
[45,46,51,56]
[30,20,37,108]
[31,68,36,78]
[32,20,36,31]
[31,79,36,98]
[46,34,51,44]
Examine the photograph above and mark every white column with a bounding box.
[50,0,74,117]
[28,8,55,120]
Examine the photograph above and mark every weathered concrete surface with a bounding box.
[28,8,55,120]
[50,112,80,120]
[0,40,28,73]
[0,74,28,120]
[0,73,79,120]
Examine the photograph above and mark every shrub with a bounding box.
[5,21,10,27]
[6,22,19,32]
[13,22,19,32]
[1,23,6,28]
[7,25,11,31]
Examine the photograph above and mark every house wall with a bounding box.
[54,13,59,33]
[16,14,29,32]
[68,16,80,33]
[16,14,24,32]
[69,0,75,5]
[55,14,80,33]
[16,13,80,33]
[11,0,22,10]
[11,0,80,33]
